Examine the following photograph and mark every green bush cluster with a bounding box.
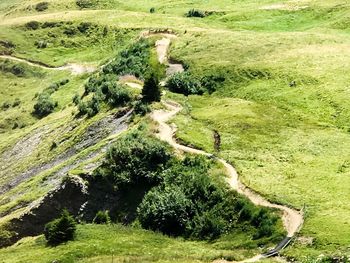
[78,74,132,117]
[43,79,69,95]
[44,209,77,246]
[35,2,49,12]
[93,211,111,224]
[0,60,26,77]
[33,92,57,118]
[34,40,48,49]
[25,21,41,30]
[32,80,68,118]
[186,9,206,18]
[76,0,96,9]
[166,72,203,96]
[166,72,225,96]
[138,156,280,240]
[94,131,171,186]
[93,130,281,241]
[103,39,151,79]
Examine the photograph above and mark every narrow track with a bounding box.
[0,55,96,75]
[150,34,303,262]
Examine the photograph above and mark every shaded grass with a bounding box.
[0,224,260,263]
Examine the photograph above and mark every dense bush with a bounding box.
[95,131,171,186]
[0,60,25,77]
[76,0,95,9]
[166,72,203,96]
[35,2,49,12]
[77,22,94,33]
[44,209,76,245]
[103,39,151,79]
[25,21,41,30]
[93,211,111,224]
[200,74,225,94]
[150,7,155,13]
[12,98,21,107]
[138,156,281,240]
[35,40,48,49]
[138,186,192,236]
[186,9,206,18]
[102,83,132,106]
[142,72,161,103]
[33,92,57,118]
[133,101,150,116]
[1,101,11,111]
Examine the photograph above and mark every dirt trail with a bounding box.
[151,34,303,262]
[0,55,96,75]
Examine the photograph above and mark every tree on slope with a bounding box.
[142,72,161,103]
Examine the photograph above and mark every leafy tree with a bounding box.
[44,209,76,245]
[142,72,161,103]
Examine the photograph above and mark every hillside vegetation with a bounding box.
[0,0,349,262]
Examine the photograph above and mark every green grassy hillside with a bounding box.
[0,0,349,262]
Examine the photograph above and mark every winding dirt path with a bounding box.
[150,33,303,262]
[0,55,96,75]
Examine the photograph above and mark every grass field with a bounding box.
[0,224,262,263]
[0,0,349,262]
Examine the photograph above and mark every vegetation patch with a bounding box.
[90,130,283,243]
[44,209,77,246]
[103,39,151,79]
[166,72,225,96]
[35,2,48,12]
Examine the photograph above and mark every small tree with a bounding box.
[142,72,161,103]
[44,209,77,246]
[93,210,111,224]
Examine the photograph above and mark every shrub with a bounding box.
[77,22,93,33]
[35,2,49,12]
[11,65,26,77]
[12,98,21,107]
[78,101,88,115]
[59,79,70,86]
[1,101,11,111]
[72,94,81,105]
[150,7,155,13]
[200,74,225,94]
[133,101,150,116]
[93,211,111,224]
[35,40,48,49]
[95,131,171,186]
[25,21,41,30]
[103,83,132,106]
[76,0,95,9]
[186,9,206,18]
[63,26,78,36]
[102,26,108,36]
[166,72,203,96]
[44,209,76,245]
[86,95,101,117]
[142,72,161,103]
[191,210,226,240]
[103,39,151,79]
[137,186,192,236]
[33,93,57,118]
[136,155,281,241]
